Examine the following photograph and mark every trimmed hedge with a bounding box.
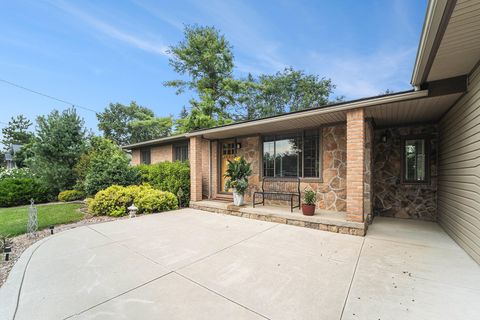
[137,161,190,206]
[58,190,85,202]
[0,178,48,207]
[87,185,178,217]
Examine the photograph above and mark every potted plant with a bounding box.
[302,189,316,216]
[224,156,252,206]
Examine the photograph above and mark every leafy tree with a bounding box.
[165,25,244,132]
[29,107,86,195]
[77,137,139,195]
[97,101,172,145]
[239,67,336,119]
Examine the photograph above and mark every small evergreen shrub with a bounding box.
[58,190,85,202]
[137,161,190,205]
[0,178,48,207]
[88,185,178,216]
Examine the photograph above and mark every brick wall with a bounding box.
[190,136,203,202]
[131,149,140,165]
[346,108,365,222]
[151,145,173,162]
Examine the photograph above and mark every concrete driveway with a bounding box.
[1,208,479,320]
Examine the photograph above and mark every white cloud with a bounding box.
[307,47,416,98]
[51,1,169,57]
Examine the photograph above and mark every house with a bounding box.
[123,0,480,264]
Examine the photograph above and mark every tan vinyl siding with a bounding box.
[438,64,480,264]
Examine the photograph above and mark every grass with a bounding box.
[0,203,84,237]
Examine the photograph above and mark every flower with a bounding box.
[234,156,241,162]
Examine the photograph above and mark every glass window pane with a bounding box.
[263,141,275,177]
[141,148,151,164]
[405,139,426,181]
[303,130,319,177]
[274,134,301,177]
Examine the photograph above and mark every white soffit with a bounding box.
[365,92,462,126]
[428,0,480,81]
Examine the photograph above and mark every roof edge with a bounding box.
[411,0,455,86]
[187,90,429,137]
[121,134,188,149]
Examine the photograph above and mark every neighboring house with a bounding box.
[123,0,480,263]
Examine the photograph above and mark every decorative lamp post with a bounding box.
[4,245,11,261]
[177,188,184,208]
[128,204,138,218]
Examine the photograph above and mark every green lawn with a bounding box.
[0,203,84,237]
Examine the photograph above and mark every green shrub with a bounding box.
[88,185,178,216]
[58,190,85,202]
[0,178,49,207]
[137,161,190,205]
[77,137,140,196]
[0,167,35,180]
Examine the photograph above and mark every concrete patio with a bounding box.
[1,208,479,320]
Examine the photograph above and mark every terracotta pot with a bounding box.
[302,204,315,216]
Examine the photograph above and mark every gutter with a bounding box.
[186,90,429,137]
[121,134,189,149]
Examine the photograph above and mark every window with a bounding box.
[140,148,151,164]
[174,143,189,162]
[402,138,428,183]
[263,130,320,178]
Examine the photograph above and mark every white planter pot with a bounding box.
[232,189,245,206]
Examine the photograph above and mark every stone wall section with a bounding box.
[373,125,438,221]
[219,125,348,211]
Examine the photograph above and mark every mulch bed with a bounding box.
[0,214,128,288]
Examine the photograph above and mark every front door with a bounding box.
[220,140,236,193]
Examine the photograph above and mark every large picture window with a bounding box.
[402,137,428,183]
[263,130,320,178]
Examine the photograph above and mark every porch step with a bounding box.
[190,200,366,236]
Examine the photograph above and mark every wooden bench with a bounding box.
[253,177,301,212]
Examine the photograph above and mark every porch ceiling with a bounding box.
[366,92,462,127]
[196,91,462,140]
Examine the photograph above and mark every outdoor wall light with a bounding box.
[4,245,11,261]
[381,132,389,143]
[236,143,242,149]
[49,225,54,235]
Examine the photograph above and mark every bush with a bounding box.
[88,185,178,216]
[0,178,48,207]
[58,190,85,202]
[0,167,35,180]
[79,137,140,196]
[137,161,190,205]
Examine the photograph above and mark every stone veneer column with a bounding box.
[190,136,203,202]
[346,108,365,222]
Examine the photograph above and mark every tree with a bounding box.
[29,107,86,195]
[239,67,336,119]
[77,137,139,195]
[1,115,35,166]
[165,25,243,132]
[97,101,172,145]
[1,115,34,149]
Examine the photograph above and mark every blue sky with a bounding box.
[0,0,427,134]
